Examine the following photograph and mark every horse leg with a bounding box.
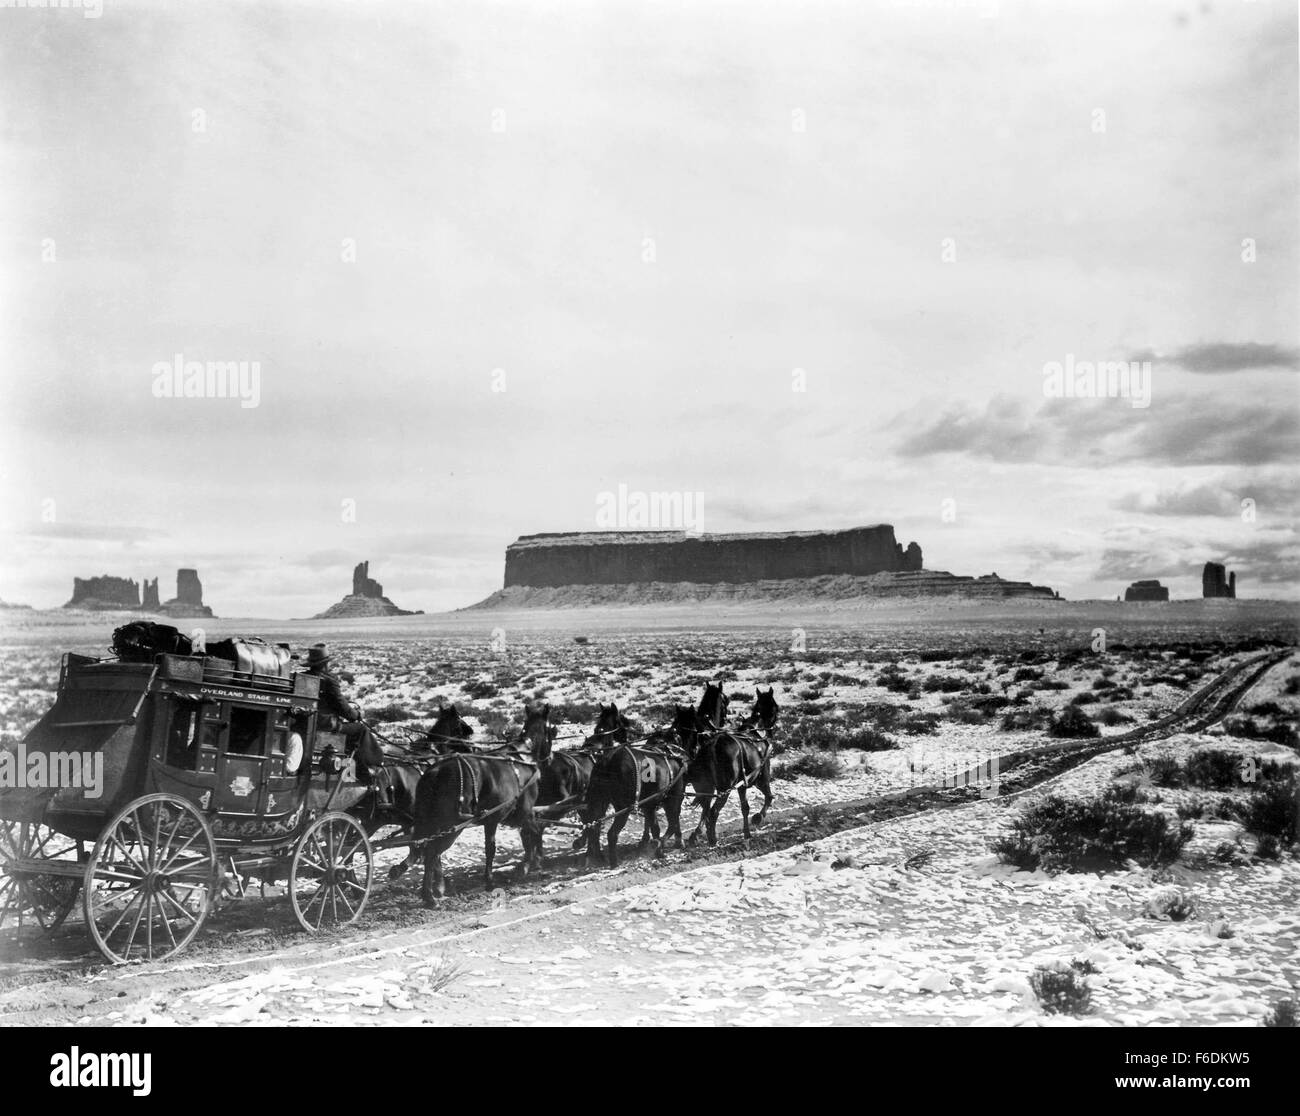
[737,785,752,839]
[637,806,653,852]
[387,827,415,880]
[483,820,498,891]
[707,791,728,846]
[687,794,709,847]
[605,807,629,868]
[647,808,665,859]
[666,790,684,850]
[520,814,543,876]
[420,835,454,907]
[754,762,774,827]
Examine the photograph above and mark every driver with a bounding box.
[304,643,376,765]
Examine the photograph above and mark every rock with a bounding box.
[352,560,385,598]
[140,577,161,610]
[501,525,923,588]
[915,970,954,993]
[158,569,215,618]
[1202,561,1237,599]
[63,574,141,610]
[1124,579,1169,602]
[311,560,421,619]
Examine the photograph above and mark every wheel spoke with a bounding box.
[157,887,197,929]
[155,810,185,870]
[127,809,148,869]
[156,828,203,875]
[101,882,143,942]
[110,834,148,877]
[115,889,148,960]
[155,891,178,951]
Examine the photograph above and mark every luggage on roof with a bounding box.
[205,637,292,679]
[111,621,193,662]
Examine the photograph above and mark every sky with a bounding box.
[0,0,1296,615]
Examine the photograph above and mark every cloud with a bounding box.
[8,522,166,545]
[895,394,1300,468]
[895,397,1045,462]
[1130,342,1299,373]
[1112,474,1300,519]
[1094,532,1299,588]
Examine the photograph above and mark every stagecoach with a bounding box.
[0,644,378,964]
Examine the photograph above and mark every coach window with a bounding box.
[228,706,269,756]
[165,700,204,769]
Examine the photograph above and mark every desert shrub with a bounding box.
[1223,717,1299,749]
[1029,963,1092,1016]
[1094,707,1134,727]
[1184,748,1246,790]
[1013,667,1044,683]
[837,727,898,751]
[1035,678,1071,691]
[1264,999,1298,1028]
[878,669,911,695]
[776,750,843,780]
[900,710,941,734]
[1240,772,1299,847]
[1105,781,1155,805]
[1050,705,1099,739]
[1147,754,1184,788]
[1001,706,1052,731]
[366,703,417,723]
[992,788,1193,872]
[798,716,897,752]
[1107,685,1135,700]
[1069,692,1099,706]
[1247,701,1285,718]
[548,700,602,724]
[476,709,512,738]
[1177,796,1208,820]
[1092,678,1116,691]
[947,706,988,725]
[1144,887,1196,921]
[463,679,498,700]
[1284,676,1300,697]
[922,674,966,693]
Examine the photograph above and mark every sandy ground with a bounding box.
[1,600,1296,1026]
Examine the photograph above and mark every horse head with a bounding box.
[672,703,708,758]
[696,682,730,731]
[521,700,553,762]
[423,704,474,752]
[743,686,780,732]
[593,702,631,748]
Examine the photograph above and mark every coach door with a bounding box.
[213,703,274,818]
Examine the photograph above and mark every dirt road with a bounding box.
[0,647,1290,1026]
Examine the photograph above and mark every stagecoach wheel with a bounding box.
[83,794,217,965]
[289,812,373,933]
[0,821,83,933]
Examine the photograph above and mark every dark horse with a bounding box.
[584,719,687,867]
[410,702,549,903]
[360,705,477,882]
[683,683,777,846]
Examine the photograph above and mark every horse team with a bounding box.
[354,683,780,906]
